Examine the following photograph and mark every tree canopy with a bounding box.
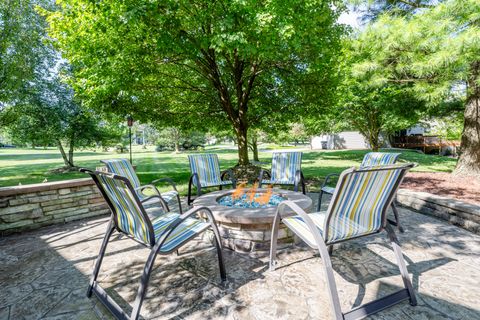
[347,0,480,175]
[45,0,345,164]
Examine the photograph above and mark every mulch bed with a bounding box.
[401,172,480,205]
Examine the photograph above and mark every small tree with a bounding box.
[1,75,109,168]
[349,0,480,175]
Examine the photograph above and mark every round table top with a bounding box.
[192,188,313,225]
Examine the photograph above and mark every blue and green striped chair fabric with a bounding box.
[102,159,142,190]
[287,165,406,245]
[320,152,401,195]
[151,212,210,253]
[263,152,302,185]
[102,158,178,204]
[188,154,233,187]
[98,174,152,245]
[360,152,400,168]
[325,166,402,242]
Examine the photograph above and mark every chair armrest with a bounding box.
[151,177,178,192]
[322,173,340,188]
[258,169,271,181]
[220,169,234,181]
[154,206,218,251]
[140,194,169,211]
[221,169,237,188]
[276,200,328,246]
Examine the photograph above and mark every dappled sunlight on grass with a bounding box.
[0,146,457,192]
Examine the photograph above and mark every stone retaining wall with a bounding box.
[0,179,109,235]
[396,188,480,235]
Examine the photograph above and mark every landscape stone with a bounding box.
[0,195,479,320]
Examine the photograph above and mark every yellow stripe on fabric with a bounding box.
[346,171,371,238]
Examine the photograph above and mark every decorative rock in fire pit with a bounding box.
[193,188,312,253]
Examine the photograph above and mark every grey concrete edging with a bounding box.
[396,188,480,235]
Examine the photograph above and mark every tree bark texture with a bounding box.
[57,139,73,167]
[455,61,480,177]
[249,135,259,162]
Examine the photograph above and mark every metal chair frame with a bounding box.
[187,155,236,205]
[101,159,183,214]
[81,169,226,320]
[318,153,404,232]
[258,152,306,194]
[270,164,417,320]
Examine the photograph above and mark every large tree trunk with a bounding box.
[57,139,72,167]
[248,134,259,162]
[235,124,249,165]
[454,63,480,177]
[368,131,381,151]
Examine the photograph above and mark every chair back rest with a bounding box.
[82,169,154,246]
[101,159,141,189]
[360,152,400,168]
[325,164,413,243]
[270,152,302,183]
[188,154,222,187]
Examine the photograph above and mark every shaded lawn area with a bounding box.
[0,146,457,194]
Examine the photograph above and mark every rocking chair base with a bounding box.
[344,289,413,320]
[89,282,130,320]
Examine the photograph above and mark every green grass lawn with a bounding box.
[0,145,457,194]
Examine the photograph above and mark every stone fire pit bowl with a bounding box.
[193,188,312,253]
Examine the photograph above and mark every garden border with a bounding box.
[0,178,109,234]
[396,188,480,235]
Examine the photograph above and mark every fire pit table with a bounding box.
[193,188,312,252]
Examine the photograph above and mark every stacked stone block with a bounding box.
[0,179,109,234]
[396,188,480,235]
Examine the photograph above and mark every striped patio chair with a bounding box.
[270,164,416,320]
[318,152,403,231]
[258,152,305,194]
[81,168,226,320]
[187,154,236,205]
[101,159,182,214]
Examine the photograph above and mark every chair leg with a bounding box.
[293,181,299,192]
[317,241,344,320]
[130,245,162,320]
[391,203,404,233]
[269,210,282,271]
[87,220,115,297]
[187,179,193,206]
[208,217,227,282]
[317,190,324,212]
[176,193,183,214]
[385,224,417,306]
[328,244,333,256]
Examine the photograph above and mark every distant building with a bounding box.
[311,131,371,150]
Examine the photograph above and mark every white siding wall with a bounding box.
[311,131,370,150]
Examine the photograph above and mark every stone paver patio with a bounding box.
[1,194,479,320]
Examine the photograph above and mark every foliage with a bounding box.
[0,0,54,104]
[269,123,310,145]
[349,0,440,21]
[350,0,480,174]
[44,0,345,164]
[335,40,425,150]
[1,71,115,167]
[155,128,205,152]
[426,115,463,141]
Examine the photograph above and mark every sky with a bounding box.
[338,9,361,28]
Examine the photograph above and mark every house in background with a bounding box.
[311,123,459,156]
[311,131,372,150]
